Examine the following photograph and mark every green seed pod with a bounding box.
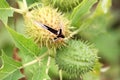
[55,40,98,77]
[42,0,82,12]
[24,6,71,54]
[48,57,81,80]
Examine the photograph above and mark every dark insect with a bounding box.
[34,21,65,40]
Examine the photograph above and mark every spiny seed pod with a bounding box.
[24,6,71,53]
[55,40,98,77]
[48,58,82,80]
[42,0,82,12]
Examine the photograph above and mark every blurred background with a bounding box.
[0,0,120,80]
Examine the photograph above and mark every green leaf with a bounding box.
[83,71,100,80]
[0,0,14,25]
[0,0,10,8]
[78,0,113,47]
[6,26,50,80]
[70,0,97,27]
[32,64,51,80]
[77,0,112,38]
[94,33,119,64]
[32,57,50,80]
[83,62,101,80]
[24,56,51,80]
[91,0,111,17]
[0,50,24,80]
[6,26,41,57]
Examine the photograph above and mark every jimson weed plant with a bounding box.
[0,0,112,80]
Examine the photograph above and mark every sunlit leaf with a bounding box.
[6,26,50,80]
[24,57,51,80]
[0,50,24,80]
[6,26,41,57]
[70,0,97,27]
[78,0,112,40]
[91,0,112,17]
[83,62,101,80]
[32,63,51,80]
[94,33,119,64]
[0,0,14,25]
[0,0,10,8]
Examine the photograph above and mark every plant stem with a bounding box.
[20,52,48,69]
[11,7,24,14]
[11,0,28,14]
[65,23,88,41]
[64,27,81,40]
[46,56,51,74]
[80,75,83,80]
[59,70,63,80]
[23,0,28,10]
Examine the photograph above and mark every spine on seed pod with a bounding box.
[42,0,82,12]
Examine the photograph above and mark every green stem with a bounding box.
[80,75,83,80]
[23,0,28,10]
[20,52,48,69]
[12,0,28,14]
[64,27,81,41]
[11,7,24,14]
[64,22,89,41]
[59,70,63,80]
[46,56,51,74]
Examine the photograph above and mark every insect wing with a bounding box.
[34,20,65,39]
[34,21,58,35]
[43,25,58,35]
[34,21,48,30]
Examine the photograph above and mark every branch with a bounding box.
[23,0,28,10]
[64,23,89,41]
[64,27,81,40]
[45,56,51,74]
[11,7,24,14]
[20,53,48,69]
[59,70,63,80]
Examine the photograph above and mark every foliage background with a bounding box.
[0,0,120,80]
